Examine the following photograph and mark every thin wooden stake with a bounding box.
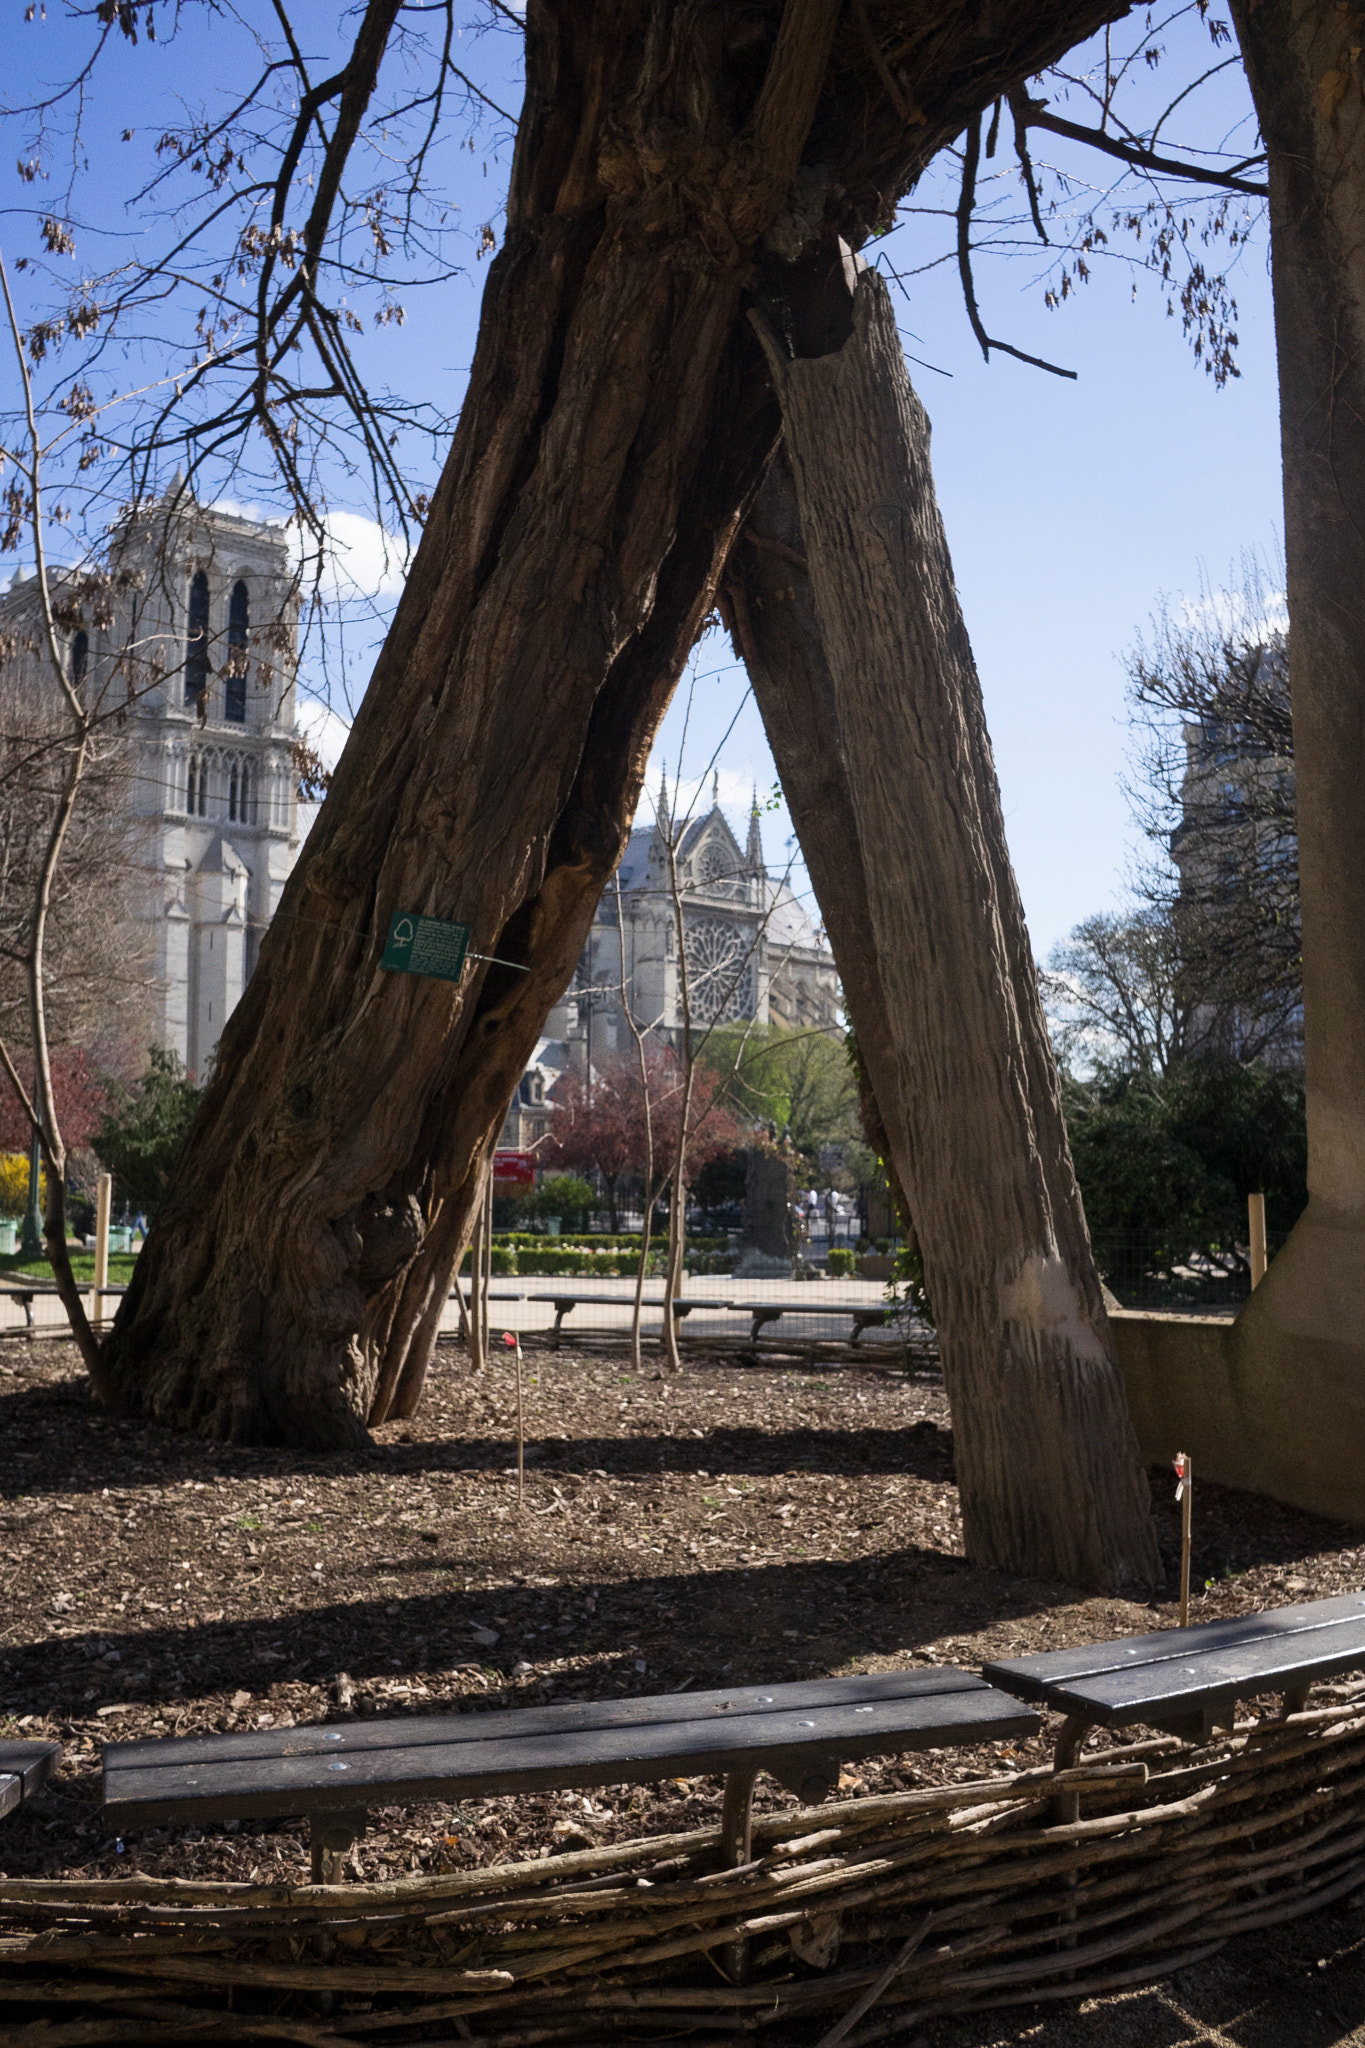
[482,1170,494,1360]
[1175,1451,1193,1627]
[1248,1192,1267,1289]
[92,1170,111,1327]
[468,1205,484,1374]
[504,1330,525,1508]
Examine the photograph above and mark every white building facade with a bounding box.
[0,492,301,1077]
[562,795,839,1059]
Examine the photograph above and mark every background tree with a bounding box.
[701,1022,874,1186]
[92,1049,206,1219]
[1043,907,1191,1077]
[543,1057,643,1234]
[1123,560,1299,1064]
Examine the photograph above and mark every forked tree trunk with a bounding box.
[102,3,823,1445]
[101,0,1137,1451]
[730,269,1158,1586]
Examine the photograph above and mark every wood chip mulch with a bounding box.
[3,1336,1365,2045]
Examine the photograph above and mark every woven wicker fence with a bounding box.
[3,1686,1364,2047]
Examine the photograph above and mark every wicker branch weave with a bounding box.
[2,1688,1363,2046]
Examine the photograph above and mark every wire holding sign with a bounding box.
[381,913,470,983]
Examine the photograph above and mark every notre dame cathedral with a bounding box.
[0,488,302,1078]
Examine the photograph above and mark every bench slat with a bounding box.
[0,1738,62,1818]
[984,1592,1365,1727]
[104,1674,1035,1828]
[106,1669,988,1772]
[745,1303,887,1316]
[524,1295,732,1310]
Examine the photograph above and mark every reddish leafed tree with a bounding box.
[0,1047,106,1158]
[546,1048,747,1228]
[542,1059,642,1230]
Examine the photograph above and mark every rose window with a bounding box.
[683,917,754,1022]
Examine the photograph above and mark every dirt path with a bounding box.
[2,1337,1364,2042]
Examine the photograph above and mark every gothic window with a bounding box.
[683,917,754,1022]
[229,761,240,821]
[187,754,207,817]
[225,579,248,723]
[185,570,210,707]
[70,631,88,690]
[696,839,740,897]
[240,762,252,824]
[186,756,196,814]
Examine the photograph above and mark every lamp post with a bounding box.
[18,1106,43,1261]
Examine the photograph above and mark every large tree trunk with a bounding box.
[729,269,1158,1586]
[1163,1,1365,1517]
[102,0,1132,1449]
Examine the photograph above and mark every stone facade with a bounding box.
[0,491,301,1078]
[496,797,839,1157]
[569,794,839,1056]
[1171,637,1302,1067]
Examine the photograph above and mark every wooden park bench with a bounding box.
[1,1737,62,1820]
[984,1589,1365,1803]
[104,1667,1037,1888]
[0,1279,126,1337]
[526,1292,732,1347]
[744,1300,892,1346]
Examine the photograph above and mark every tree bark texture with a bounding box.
[1164,1,1365,1518]
[103,0,1133,1449]
[732,270,1158,1586]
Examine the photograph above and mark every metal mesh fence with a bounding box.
[444,1271,937,1366]
[1090,1229,1290,1311]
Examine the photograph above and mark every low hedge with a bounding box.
[486,1232,730,1253]
[458,1243,737,1278]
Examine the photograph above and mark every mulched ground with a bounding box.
[3,1334,1365,2044]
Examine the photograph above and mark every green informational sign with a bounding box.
[381,911,470,983]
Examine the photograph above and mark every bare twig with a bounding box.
[956,117,1077,379]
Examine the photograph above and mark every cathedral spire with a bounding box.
[746,786,764,872]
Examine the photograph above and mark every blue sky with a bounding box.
[2,3,1282,957]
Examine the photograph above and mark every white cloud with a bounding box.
[651,765,772,826]
[290,508,412,606]
[295,695,352,772]
[1178,589,1288,641]
[209,497,412,607]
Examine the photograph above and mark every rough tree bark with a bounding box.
[1159,0,1365,1518]
[104,0,1131,1450]
[727,268,1157,1585]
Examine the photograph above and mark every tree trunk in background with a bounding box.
[1166,1,1365,1519]
[730,270,1158,1586]
[101,0,1138,1450]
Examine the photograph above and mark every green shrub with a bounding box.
[92,1047,204,1216]
[460,1245,519,1275]
[826,1247,855,1277]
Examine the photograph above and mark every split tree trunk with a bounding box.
[102,0,1137,1451]
[729,269,1158,1586]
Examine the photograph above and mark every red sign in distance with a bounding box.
[493,1151,536,1187]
